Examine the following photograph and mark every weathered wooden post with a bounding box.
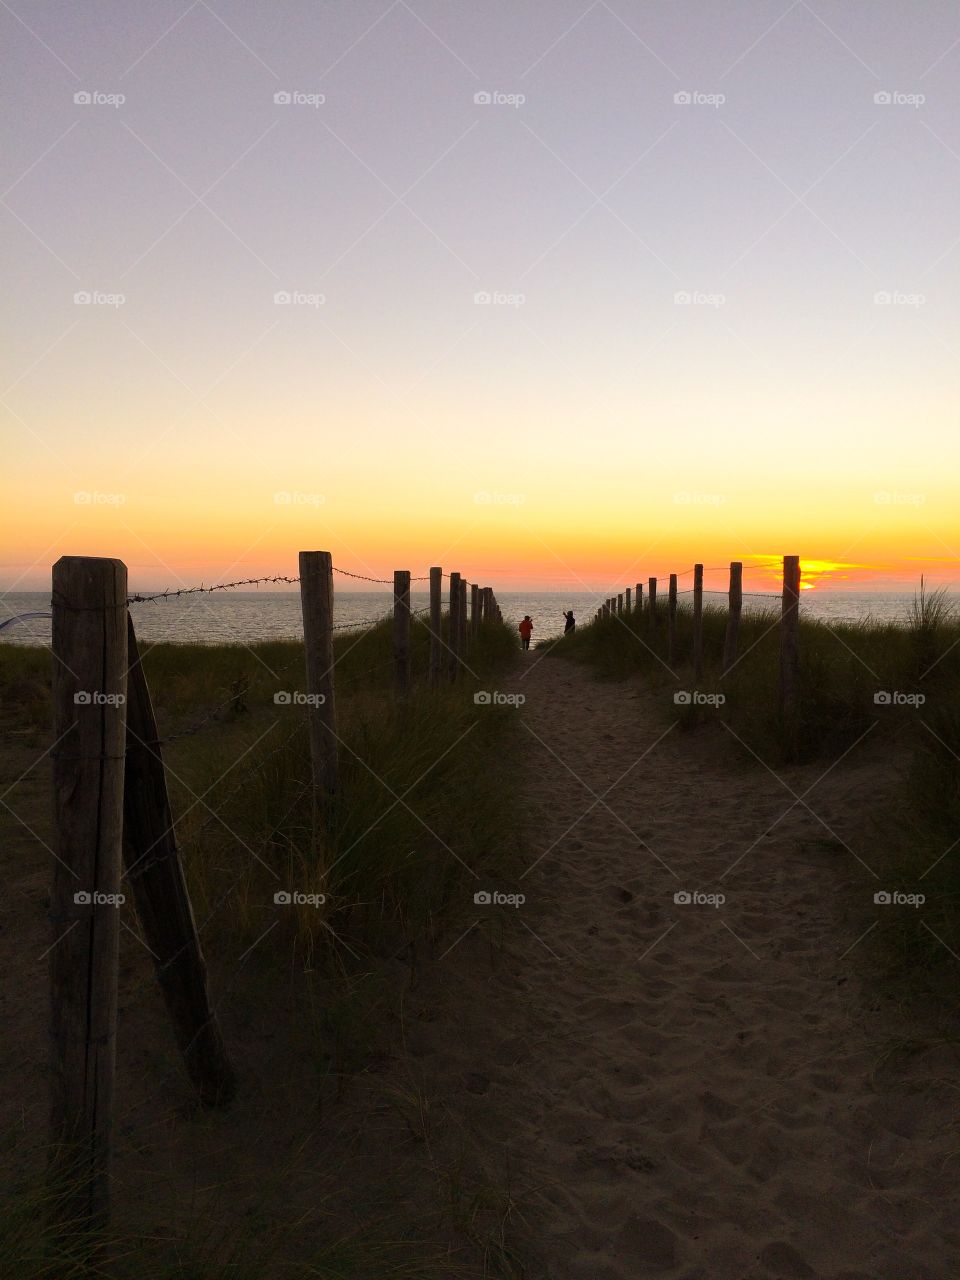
[648,577,657,640]
[625,586,632,613]
[668,574,678,663]
[636,582,643,614]
[429,566,442,684]
[780,555,801,733]
[123,615,236,1107]
[299,551,339,796]
[459,577,468,655]
[470,582,479,638]
[722,561,743,675]
[617,593,624,615]
[393,570,411,692]
[448,572,461,680]
[50,556,128,1237]
[692,563,704,680]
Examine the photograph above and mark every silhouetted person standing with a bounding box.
[519,615,533,651]
[563,610,576,633]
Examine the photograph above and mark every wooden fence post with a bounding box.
[393,570,411,692]
[648,578,657,640]
[722,561,743,675]
[470,583,479,638]
[636,582,643,614]
[617,593,624,616]
[780,555,801,731]
[625,587,632,613]
[50,556,128,1236]
[668,574,678,663]
[123,614,236,1107]
[429,566,442,684]
[692,563,704,680]
[299,552,339,797]
[459,578,468,655]
[448,572,461,680]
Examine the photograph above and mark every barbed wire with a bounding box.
[128,576,300,604]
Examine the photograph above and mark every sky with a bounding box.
[3,1,959,594]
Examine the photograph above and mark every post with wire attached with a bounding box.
[429,566,442,684]
[123,614,236,1108]
[780,555,801,746]
[393,570,411,693]
[648,578,657,640]
[299,551,339,801]
[692,563,704,680]
[667,574,678,663]
[448,572,461,680]
[470,582,479,639]
[722,561,743,675]
[50,556,128,1241]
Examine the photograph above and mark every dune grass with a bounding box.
[554,585,960,992]
[0,614,528,1278]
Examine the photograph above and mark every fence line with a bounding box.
[593,556,803,708]
[46,547,506,1250]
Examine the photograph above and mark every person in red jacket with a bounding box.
[518,615,533,650]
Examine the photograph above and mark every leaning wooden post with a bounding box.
[459,578,468,656]
[692,563,704,680]
[50,556,128,1237]
[648,578,657,640]
[393,570,411,692]
[428,566,442,684]
[299,552,339,800]
[123,614,236,1107]
[722,561,743,675]
[667,574,678,663]
[470,582,479,638]
[780,555,801,734]
[448,572,461,680]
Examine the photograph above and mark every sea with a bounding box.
[0,590,951,648]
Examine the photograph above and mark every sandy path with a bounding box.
[411,653,959,1280]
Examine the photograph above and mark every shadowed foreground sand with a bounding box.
[409,652,960,1279]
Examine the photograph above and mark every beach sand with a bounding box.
[403,652,960,1278]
